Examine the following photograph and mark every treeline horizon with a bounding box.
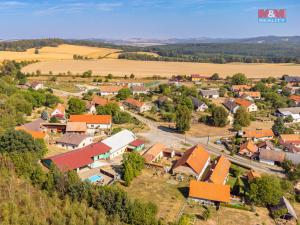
[0,38,300,64]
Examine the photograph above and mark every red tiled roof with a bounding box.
[45,142,111,171]
[91,96,109,106]
[69,115,112,124]
[191,74,209,79]
[99,86,124,93]
[129,139,145,147]
[124,98,144,108]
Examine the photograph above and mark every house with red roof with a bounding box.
[69,114,112,134]
[123,98,151,113]
[172,144,210,180]
[42,142,112,172]
[128,139,145,152]
[208,155,231,185]
[289,95,300,106]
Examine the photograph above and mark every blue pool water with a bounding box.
[87,175,102,183]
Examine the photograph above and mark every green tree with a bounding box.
[231,73,248,85]
[116,88,132,100]
[211,73,220,80]
[0,130,47,156]
[122,152,145,186]
[234,107,251,127]
[175,104,191,133]
[67,98,86,115]
[210,106,228,127]
[249,175,284,206]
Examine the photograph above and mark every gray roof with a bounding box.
[200,89,219,96]
[102,129,135,154]
[223,99,239,111]
[56,133,90,146]
[23,118,45,131]
[285,152,300,165]
[284,76,300,83]
[277,107,300,115]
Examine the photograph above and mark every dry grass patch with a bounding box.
[117,169,188,223]
[22,59,300,78]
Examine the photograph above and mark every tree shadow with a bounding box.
[177,186,189,198]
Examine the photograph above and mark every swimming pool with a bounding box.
[87,174,103,183]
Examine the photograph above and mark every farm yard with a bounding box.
[22,58,300,78]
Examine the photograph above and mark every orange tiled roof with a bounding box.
[189,180,230,203]
[239,140,258,153]
[235,98,253,108]
[280,134,300,142]
[69,115,112,124]
[173,144,210,174]
[289,95,300,103]
[143,143,166,162]
[91,96,109,106]
[99,86,124,93]
[243,129,274,139]
[16,127,46,139]
[232,85,251,91]
[239,91,261,98]
[209,155,231,185]
[247,170,261,181]
[124,98,144,108]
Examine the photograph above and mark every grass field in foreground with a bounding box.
[22,58,300,78]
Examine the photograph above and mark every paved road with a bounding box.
[128,111,285,177]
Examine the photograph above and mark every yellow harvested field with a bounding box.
[0,44,121,61]
[22,58,300,78]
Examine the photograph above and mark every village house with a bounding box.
[235,98,258,112]
[157,96,170,107]
[190,97,208,112]
[66,122,87,134]
[208,155,231,185]
[242,129,274,142]
[43,142,112,172]
[223,99,240,114]
[239,140,259,158]
[239,91,261,100]
[98,85,124,96]
[101,129,136,159]
[189,180,230,205]
[127,139,145,152]
[257,141,275,151]
[143,143,167,163]
[87,96,123,114]
[231,85,251,92]
[51,103,66,120]
[199,89,219,99]
[172,144,210,180]
[279,134,300,153]
[123,98,151,113]
[131,86,149,95]
[56,133,93,150]
[191,74,209,82]
[69,114,112,134]
[259,149,285,166]
[30,81,44,90]
[276,107,300,123]
[284,85,300,95]
[289,95,300,106]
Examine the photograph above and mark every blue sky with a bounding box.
[0,0,299,39]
